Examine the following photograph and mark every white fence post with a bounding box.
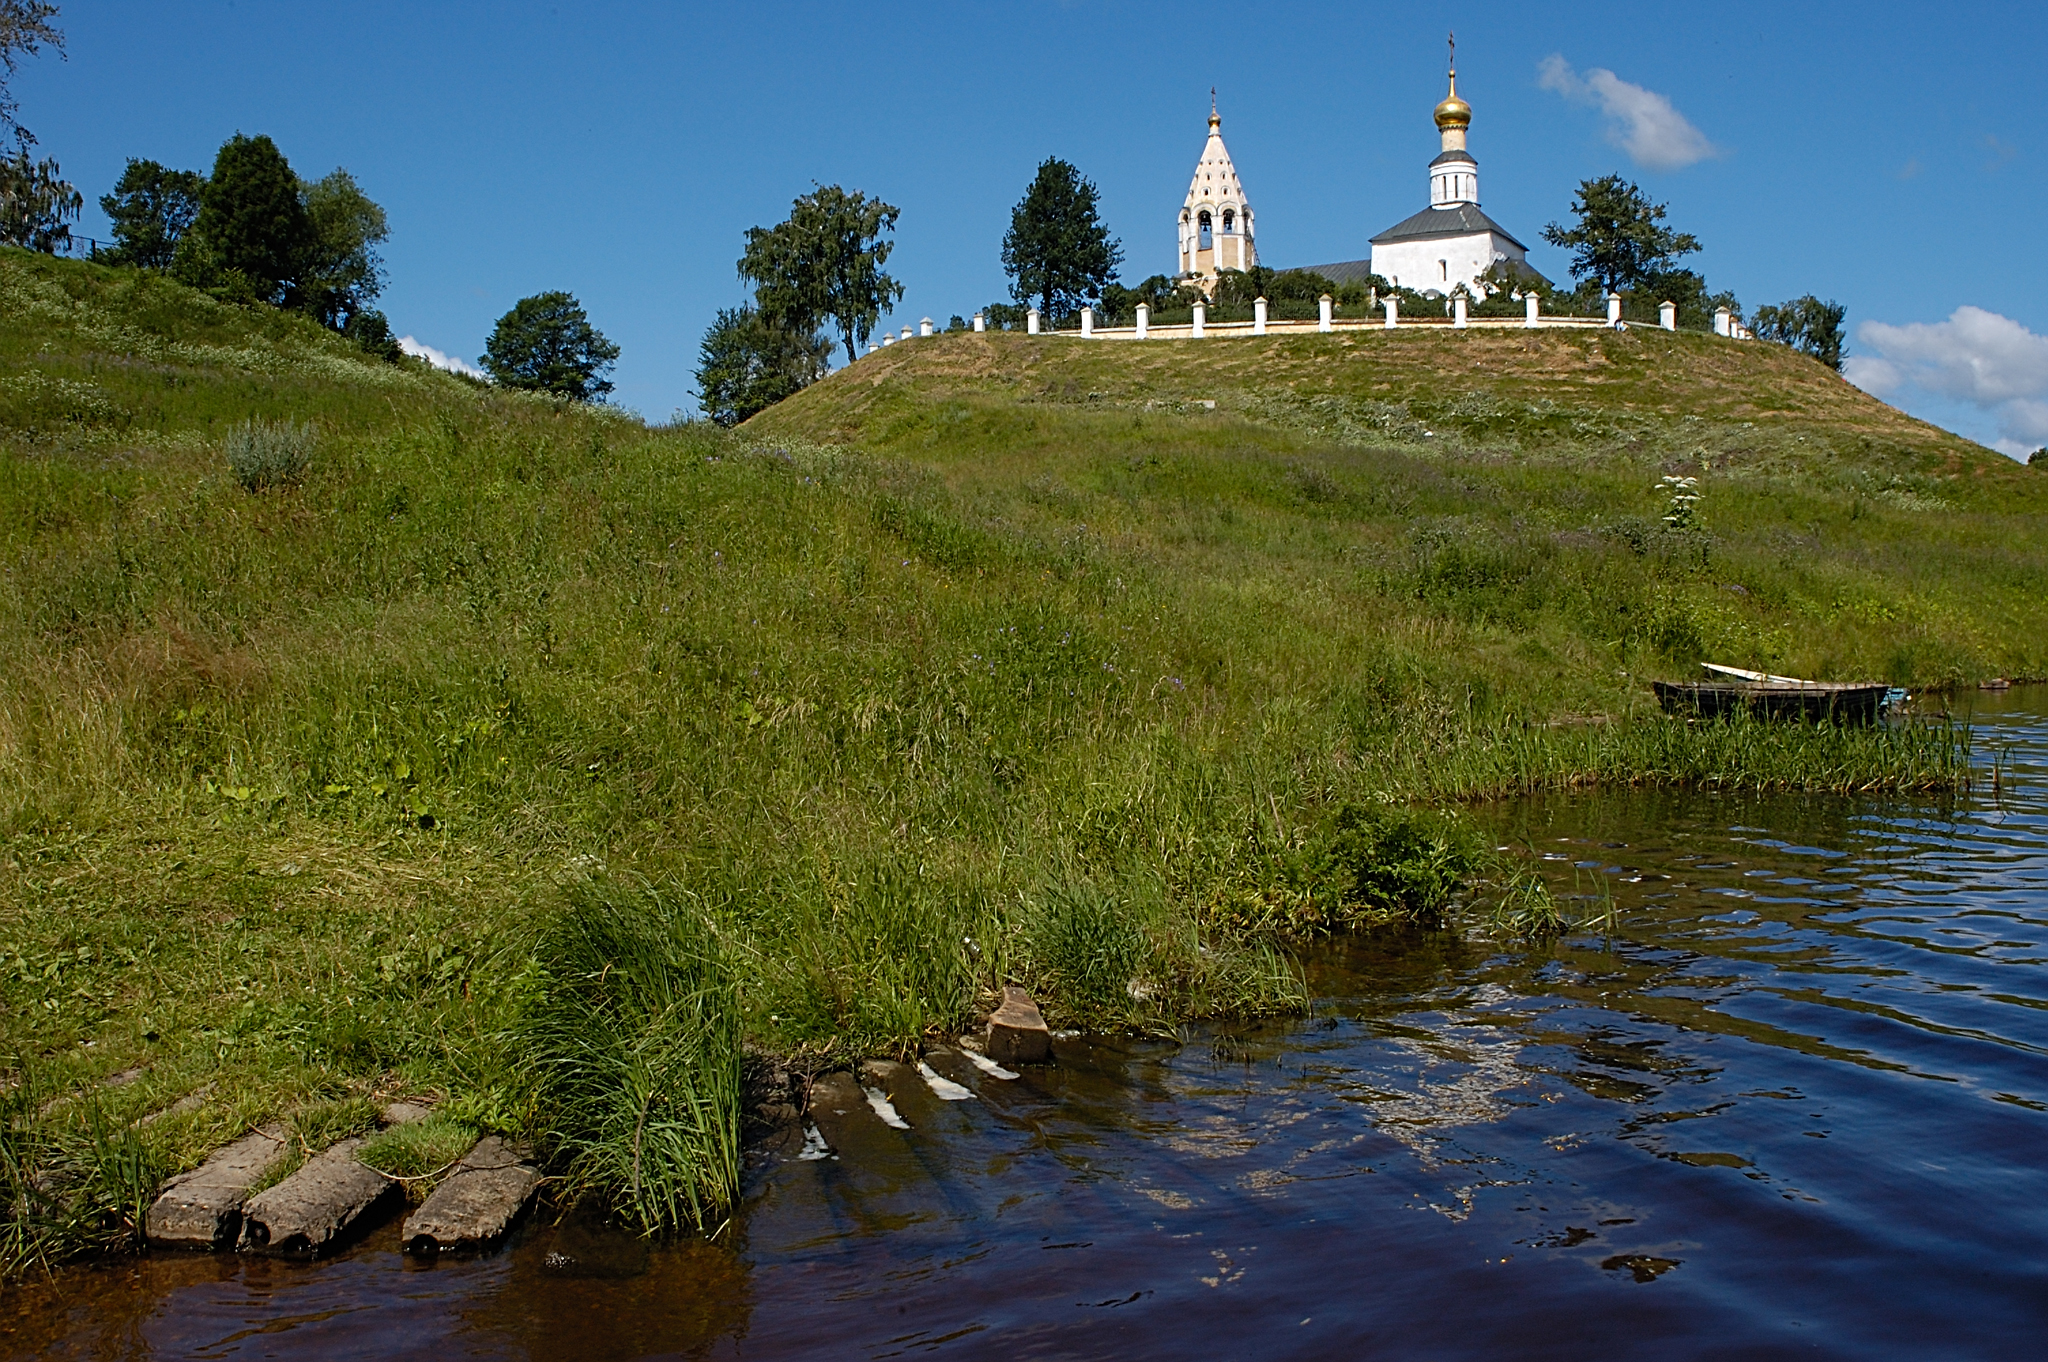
[1253,296,1268,335]
[1606,292,1623,326]
[1383,296,1399,329]
[1453,293,1468,329]
[881,332,895,346]
[1027,307,1041,335]
[1192,302,1206,338]
[1136,303,1149,339]
[1524,291,1540,328]
[1658,301,1677,331]
[1713,305,1731,337]
[972,311,985,333]
[1080,305,1094,337]
[868,341,880,354]
[919,317,933,337]
[1318,293,1333,332]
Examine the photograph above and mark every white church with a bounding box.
[1178,50,1538,298]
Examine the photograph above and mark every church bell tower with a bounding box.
[1178,93,1256,286]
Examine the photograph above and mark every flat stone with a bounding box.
[379,1099,435,1126]
[238,1137,400,1256]
[144,1124,288,1249]
[805,1071,868,1153]
[402,1137,541,1255]
[986,985,1051,1065]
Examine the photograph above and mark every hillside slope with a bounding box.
[0,251,2029,1258]
[753,327,2043,689]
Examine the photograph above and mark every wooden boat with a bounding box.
[1652,664,1897,724]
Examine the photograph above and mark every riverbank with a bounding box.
[2,249,2039,1267]
[11,684,2048,1357]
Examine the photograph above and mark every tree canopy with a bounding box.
[739,185,903,363]
[1753,295,1847,372]
[1001,158,1122,322]
[194,133,310,304]
[100,159,205,270]
[298,169,389,330]
[1542,175,1699,295]
[481,291,620,401]
[695,305,831,427]
[0,144,76,250]
[0,0,61,152]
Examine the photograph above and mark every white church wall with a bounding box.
[1372,233,1523,296]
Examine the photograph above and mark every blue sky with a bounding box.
[17,1,2048,455]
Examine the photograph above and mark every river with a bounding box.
[10,690,2046,1359]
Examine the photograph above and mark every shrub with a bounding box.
[223,419,314,490]
[1310,804,1475,919]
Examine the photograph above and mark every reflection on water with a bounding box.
[10,691,2048,1360]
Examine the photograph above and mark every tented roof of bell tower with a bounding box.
[1182,103,1249,214]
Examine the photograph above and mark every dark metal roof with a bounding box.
[1428,149,1476,167]
[1368,202,1528,251]
[1287,259,1377,285]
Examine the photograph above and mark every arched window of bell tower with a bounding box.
[1198,211,1213,250]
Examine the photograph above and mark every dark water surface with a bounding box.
[11,692,2048,1360]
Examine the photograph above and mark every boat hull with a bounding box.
[1652,680,1891,724]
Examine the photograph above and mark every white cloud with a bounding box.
[1848,306,2048,458]
[398,336,487,380]
[1538,56,1721,171]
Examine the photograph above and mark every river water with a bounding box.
[10,691,2047,1360]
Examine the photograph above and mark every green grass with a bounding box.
[0,248,2036,1259]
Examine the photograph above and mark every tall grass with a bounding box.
[522,880,740,1236]
[1,1067,161,1273]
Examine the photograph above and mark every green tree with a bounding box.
[0,144,76,250]
[298,168,388,329]
[739,185,904,364]
[0,0,62,151]
[1752,295,1847,372]
[1542,175,1699,295]
[480,291,621,401]
[343,308,402,363]
[1001,157,1123,322]
[99,158,205,269]
[694,305,830,426]
[193,134,310,304]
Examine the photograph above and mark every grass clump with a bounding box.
[356,1113,481,1197]
[523,879,740,1236]
[1,1071,161,1272]
[1025,878,1148,1024]
[223,418,315,491]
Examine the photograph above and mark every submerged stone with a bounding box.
[144,1124,287,1249]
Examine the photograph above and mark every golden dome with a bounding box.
[1434,72,1471,130]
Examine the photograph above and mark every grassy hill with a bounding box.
[0,249,2034,1259]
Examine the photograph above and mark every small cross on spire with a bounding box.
[1448,31,1456,79]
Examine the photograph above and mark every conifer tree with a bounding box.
[1001,158,1123,323]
